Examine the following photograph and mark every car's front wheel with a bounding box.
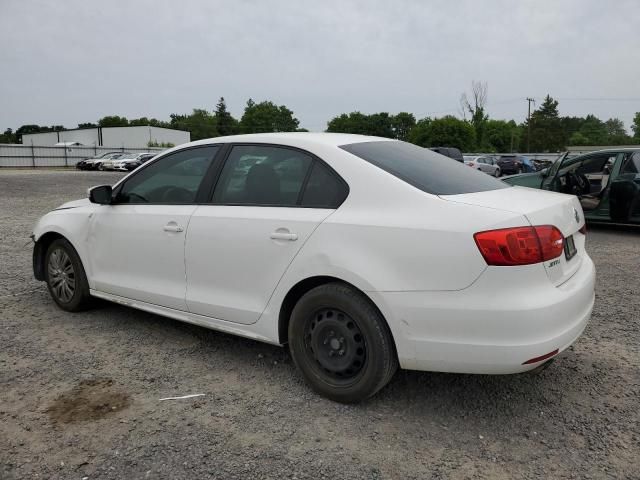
[44,238,93,312]
[288,282,398,403]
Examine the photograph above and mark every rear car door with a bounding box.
[88,145,220,310]
[185,144,348,324]
[609,151,640,223]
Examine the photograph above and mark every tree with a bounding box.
[407,117,432,146]
[240,99,299,133]
[170,109,218,140]
[631,112,640,139]
[604,118,631,144]
[408,116,475,151]
[326,111,410,139]
[129,117,150,126]
[578,114,607,145]
[521,95,564,151]
[568,131,590,146]
[460,81,488,149]
[326,112,371,135]
[77,122,98,129]
[0,128,17,143]
[391,112,416,141]
[214,97,238,136]
[484,119,521,152]
[98,116,129,127]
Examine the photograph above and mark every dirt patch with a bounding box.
[46,378,130,423]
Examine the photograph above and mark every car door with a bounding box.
[476,157,488,173]
[88,145,220,310]
[185,144,348,324]
[609,151,640,223]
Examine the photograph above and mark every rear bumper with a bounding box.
[371,254,595,374]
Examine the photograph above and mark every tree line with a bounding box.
[2,91,640,153]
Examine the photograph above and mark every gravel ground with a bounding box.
[1,170,639,480]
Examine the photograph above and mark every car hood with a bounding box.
[54,198,91,211]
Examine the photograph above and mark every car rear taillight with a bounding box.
[474,225,564,266]
[467,162,475,167]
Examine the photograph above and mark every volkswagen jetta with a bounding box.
[32,133,595,402]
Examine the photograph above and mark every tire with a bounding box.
[288,282,398,403]
[494,168,501,177]
[44,238,94,312]
[517,166,523,174]
[97,163,104,171]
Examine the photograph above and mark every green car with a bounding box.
[503,148,640,225]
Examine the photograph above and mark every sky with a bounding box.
[1,0,639,133]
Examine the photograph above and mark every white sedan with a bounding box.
[32,133,595,402]
[464,155,502,176]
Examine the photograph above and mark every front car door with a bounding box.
[185,144,349,324]
[88,145,220,310]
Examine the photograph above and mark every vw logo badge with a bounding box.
[573,207,580,223]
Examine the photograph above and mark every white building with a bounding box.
[21,126,190,147]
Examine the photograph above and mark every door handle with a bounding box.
[163,223,184,233]
[270,231,298,241]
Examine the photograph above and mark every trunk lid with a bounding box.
[442,186,586,286]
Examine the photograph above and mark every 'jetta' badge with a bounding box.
[573,207,580,223]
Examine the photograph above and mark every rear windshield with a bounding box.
[340,141,509,195]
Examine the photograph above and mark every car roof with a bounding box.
[578,147,640,155]
[184,132,396,149]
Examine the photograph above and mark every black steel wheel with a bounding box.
[305,308,367,383]
[44,238,93,312]
[289,282,398,403]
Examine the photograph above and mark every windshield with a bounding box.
[340,141,509,195]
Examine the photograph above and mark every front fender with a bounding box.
[32,205,97,285]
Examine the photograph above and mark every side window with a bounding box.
[117,146,218,204]
[213,145,312,206]
[621,152,640,174]
[301,161,348,208]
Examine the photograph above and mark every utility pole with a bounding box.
[526,97,535,153]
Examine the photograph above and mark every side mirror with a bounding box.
[88,185,113,204]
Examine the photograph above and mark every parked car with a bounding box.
[76,152,122,170]
[32,133,595,403]
[463,155,501,177]
[503,148,640,225]
[102,152,156,171]
[429,147,464,162]
[497,155,535,174]
[124,153,156,171]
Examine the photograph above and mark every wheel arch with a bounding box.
[33,231,81,281]
[277,275,397,350]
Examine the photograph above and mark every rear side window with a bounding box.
[301,161,348,208]
[341,141,509,195]
[213,145,313,206]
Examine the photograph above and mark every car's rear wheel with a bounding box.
[45,238,93,312]
[288,282,397,403]
[494,168,501,177]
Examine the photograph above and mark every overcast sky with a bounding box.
[2,0,639,132]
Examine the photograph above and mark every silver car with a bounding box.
[464,155,501,177]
